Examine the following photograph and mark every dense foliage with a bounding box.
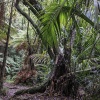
[0,0,100,99]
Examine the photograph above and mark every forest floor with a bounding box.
[0,82,73,100]
[0,82,31,100]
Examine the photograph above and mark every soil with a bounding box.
[0,82,73,100]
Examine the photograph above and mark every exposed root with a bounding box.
[14,79,50,96]
[46,74,79,98]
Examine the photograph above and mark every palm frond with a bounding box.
[30,53,50,65]
[40,3,61,48]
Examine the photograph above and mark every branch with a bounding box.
[15,0,41,35]
[13,78,50,96]
[23,0,40,17]
[23,0,42,11]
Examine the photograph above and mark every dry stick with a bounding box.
[0,0,14,92]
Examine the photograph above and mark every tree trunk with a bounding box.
[0,1,13,94]
[26,9,34,70]
[45,47,79,98]
[0,0,5,94]
[0,0,4,26]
